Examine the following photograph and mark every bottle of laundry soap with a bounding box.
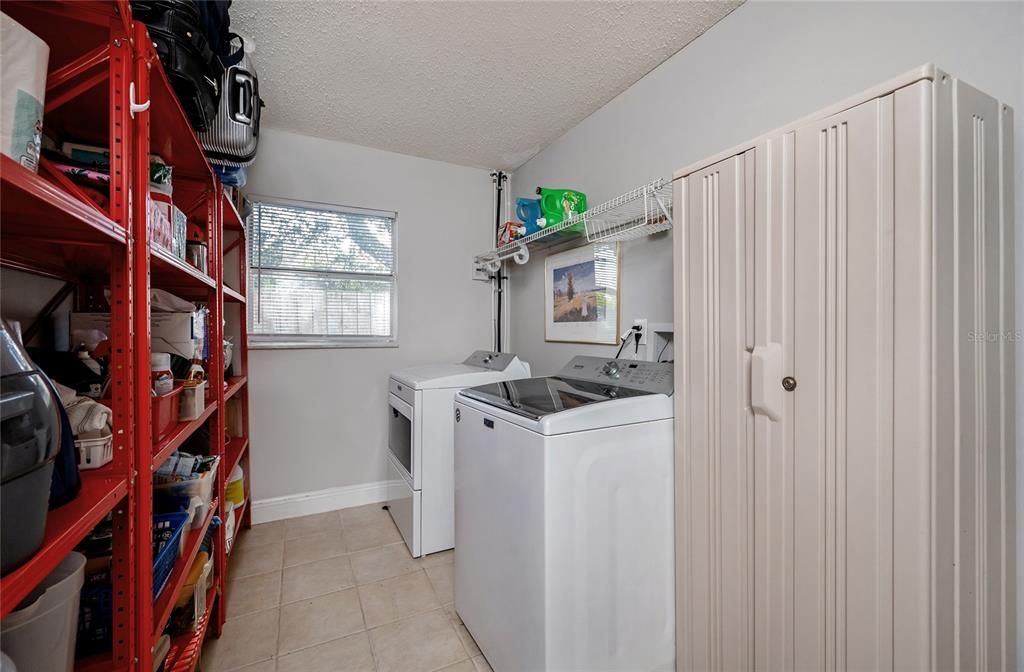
[535,188,587,233]
[515,197,545,236]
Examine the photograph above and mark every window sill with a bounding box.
[249,339,399,351]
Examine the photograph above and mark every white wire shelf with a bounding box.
[473,178,673,273]
[583,179,672,244]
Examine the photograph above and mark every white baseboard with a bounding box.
[251,480,395,524]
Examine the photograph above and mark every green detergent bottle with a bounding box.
[536,188,587,232]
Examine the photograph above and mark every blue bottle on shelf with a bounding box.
[515,198,544,236]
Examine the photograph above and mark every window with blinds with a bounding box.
[247,198,396,346]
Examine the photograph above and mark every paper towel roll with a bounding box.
[1,14,49,172]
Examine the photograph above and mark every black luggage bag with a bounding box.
[132,1,227,132]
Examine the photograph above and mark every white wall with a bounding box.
[507,0,1024,659]
[245,128,494,503]
[0,269,70,347]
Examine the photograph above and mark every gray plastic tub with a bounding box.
[0,552,85,672]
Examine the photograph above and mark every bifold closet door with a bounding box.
[786,92,899,671]
[674,150,755,672]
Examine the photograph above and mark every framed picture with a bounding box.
[544,242,620,345]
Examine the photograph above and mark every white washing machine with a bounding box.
[454,355,675,672]
[386,351,530,558]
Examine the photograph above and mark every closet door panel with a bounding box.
[752,131,796,671]
[791,94,895,671]
[675,151,754,672]
[891,80,931,671]
[790,117,829,672]
[948,78,1014,672]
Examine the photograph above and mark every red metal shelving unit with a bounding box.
[0,3,136,670]
[1,2,251,670]
[216,181,252,625]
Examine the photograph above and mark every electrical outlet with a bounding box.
[472,261,491,282]
[632,318,648,345]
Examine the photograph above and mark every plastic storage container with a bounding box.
[0,552,85,672]
[152,512,190,600]
[76,582,112,657]
[1,322,62,574]
[75,433,113,470]
[177,380,206,422]
[151,386,183,442]
[154,457,218,506]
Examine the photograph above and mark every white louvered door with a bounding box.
[788,93,897,672]
[675,69,1015,672]
[674,150,755,672]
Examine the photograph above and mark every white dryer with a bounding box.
[387,351,530,557]
[454,356,674,672]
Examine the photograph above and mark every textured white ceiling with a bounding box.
[233,1,740,170]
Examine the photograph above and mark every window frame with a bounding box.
[246,194,399,350]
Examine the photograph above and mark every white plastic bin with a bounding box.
[0,552,86,672]
[75,433,113,470]
[178,381,206,422]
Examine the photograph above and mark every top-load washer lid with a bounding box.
[457,356,674,434]
[459,375,655,420]
[390,351,531,390]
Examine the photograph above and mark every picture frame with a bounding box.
[544,242,620,345]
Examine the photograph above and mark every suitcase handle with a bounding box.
[232,71,253,125]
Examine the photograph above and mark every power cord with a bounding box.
[657,338,672,363]
[614,325,643,359]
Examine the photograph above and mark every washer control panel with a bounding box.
[463,350,520,372]
[558,356,674,395]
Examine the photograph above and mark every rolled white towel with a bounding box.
[53,380,112,437]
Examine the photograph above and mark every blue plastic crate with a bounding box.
[77,583,112,657]
[152,512,189,600]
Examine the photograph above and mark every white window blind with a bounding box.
[248,198,396,346]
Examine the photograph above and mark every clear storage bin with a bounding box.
[154,457,219,508]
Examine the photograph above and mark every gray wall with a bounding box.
[507,0,1024,658]
[245,128,494,500]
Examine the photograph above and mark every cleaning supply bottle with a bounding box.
[515,198,545,236]
[535,188,587,232]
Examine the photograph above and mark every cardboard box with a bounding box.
[152,337,197,360]
[71,312,204,359]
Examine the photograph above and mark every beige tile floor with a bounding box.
[201,504,493,672]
